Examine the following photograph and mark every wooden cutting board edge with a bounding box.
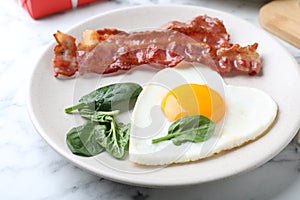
[259,0,300,49]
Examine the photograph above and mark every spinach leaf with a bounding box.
[117,123,130,152]
[101,120,130,159]
[66,122,106,157]
[65,82,138,159]
[79,108,120,122]
[65,82,142,113]
[78,108,130,158]
[152,115,215,146]
[66,111,130,159]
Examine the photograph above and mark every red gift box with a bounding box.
[20,0,97,19]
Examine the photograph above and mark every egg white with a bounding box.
[129,63,278,166]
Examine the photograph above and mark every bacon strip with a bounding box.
[77,30,214,75]
[53,15,262,77]
[216,43,261,75]
[53,31,78,77]
[77,29,127,51]
[162,15,231,48]
[164,16,261,75]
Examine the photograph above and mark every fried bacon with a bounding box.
[162,15,231,48]
[77,29,127,51]
[53,31,78,77]
[215,43,261,75]
[77,30,214,75]
[52,15,262,77]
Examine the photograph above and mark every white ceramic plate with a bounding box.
[28,5,300,187]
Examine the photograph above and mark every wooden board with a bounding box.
[259,0,300,48]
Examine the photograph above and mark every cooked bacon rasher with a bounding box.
[52,15,262,77]
[53,31,78,77]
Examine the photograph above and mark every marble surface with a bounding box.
[1,0,300,199]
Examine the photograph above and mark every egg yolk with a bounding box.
[161,84,225,123]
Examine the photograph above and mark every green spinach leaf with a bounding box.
[101,120,130,159]
[66,112,130,159]
[66,121,106,156]
[79,108,120,122]
[152,115,215,146]
[65,82,139,159]
[65,82,142,113]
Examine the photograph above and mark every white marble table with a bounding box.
[1,0,300,199]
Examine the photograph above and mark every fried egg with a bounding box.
[129,62,278,166]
